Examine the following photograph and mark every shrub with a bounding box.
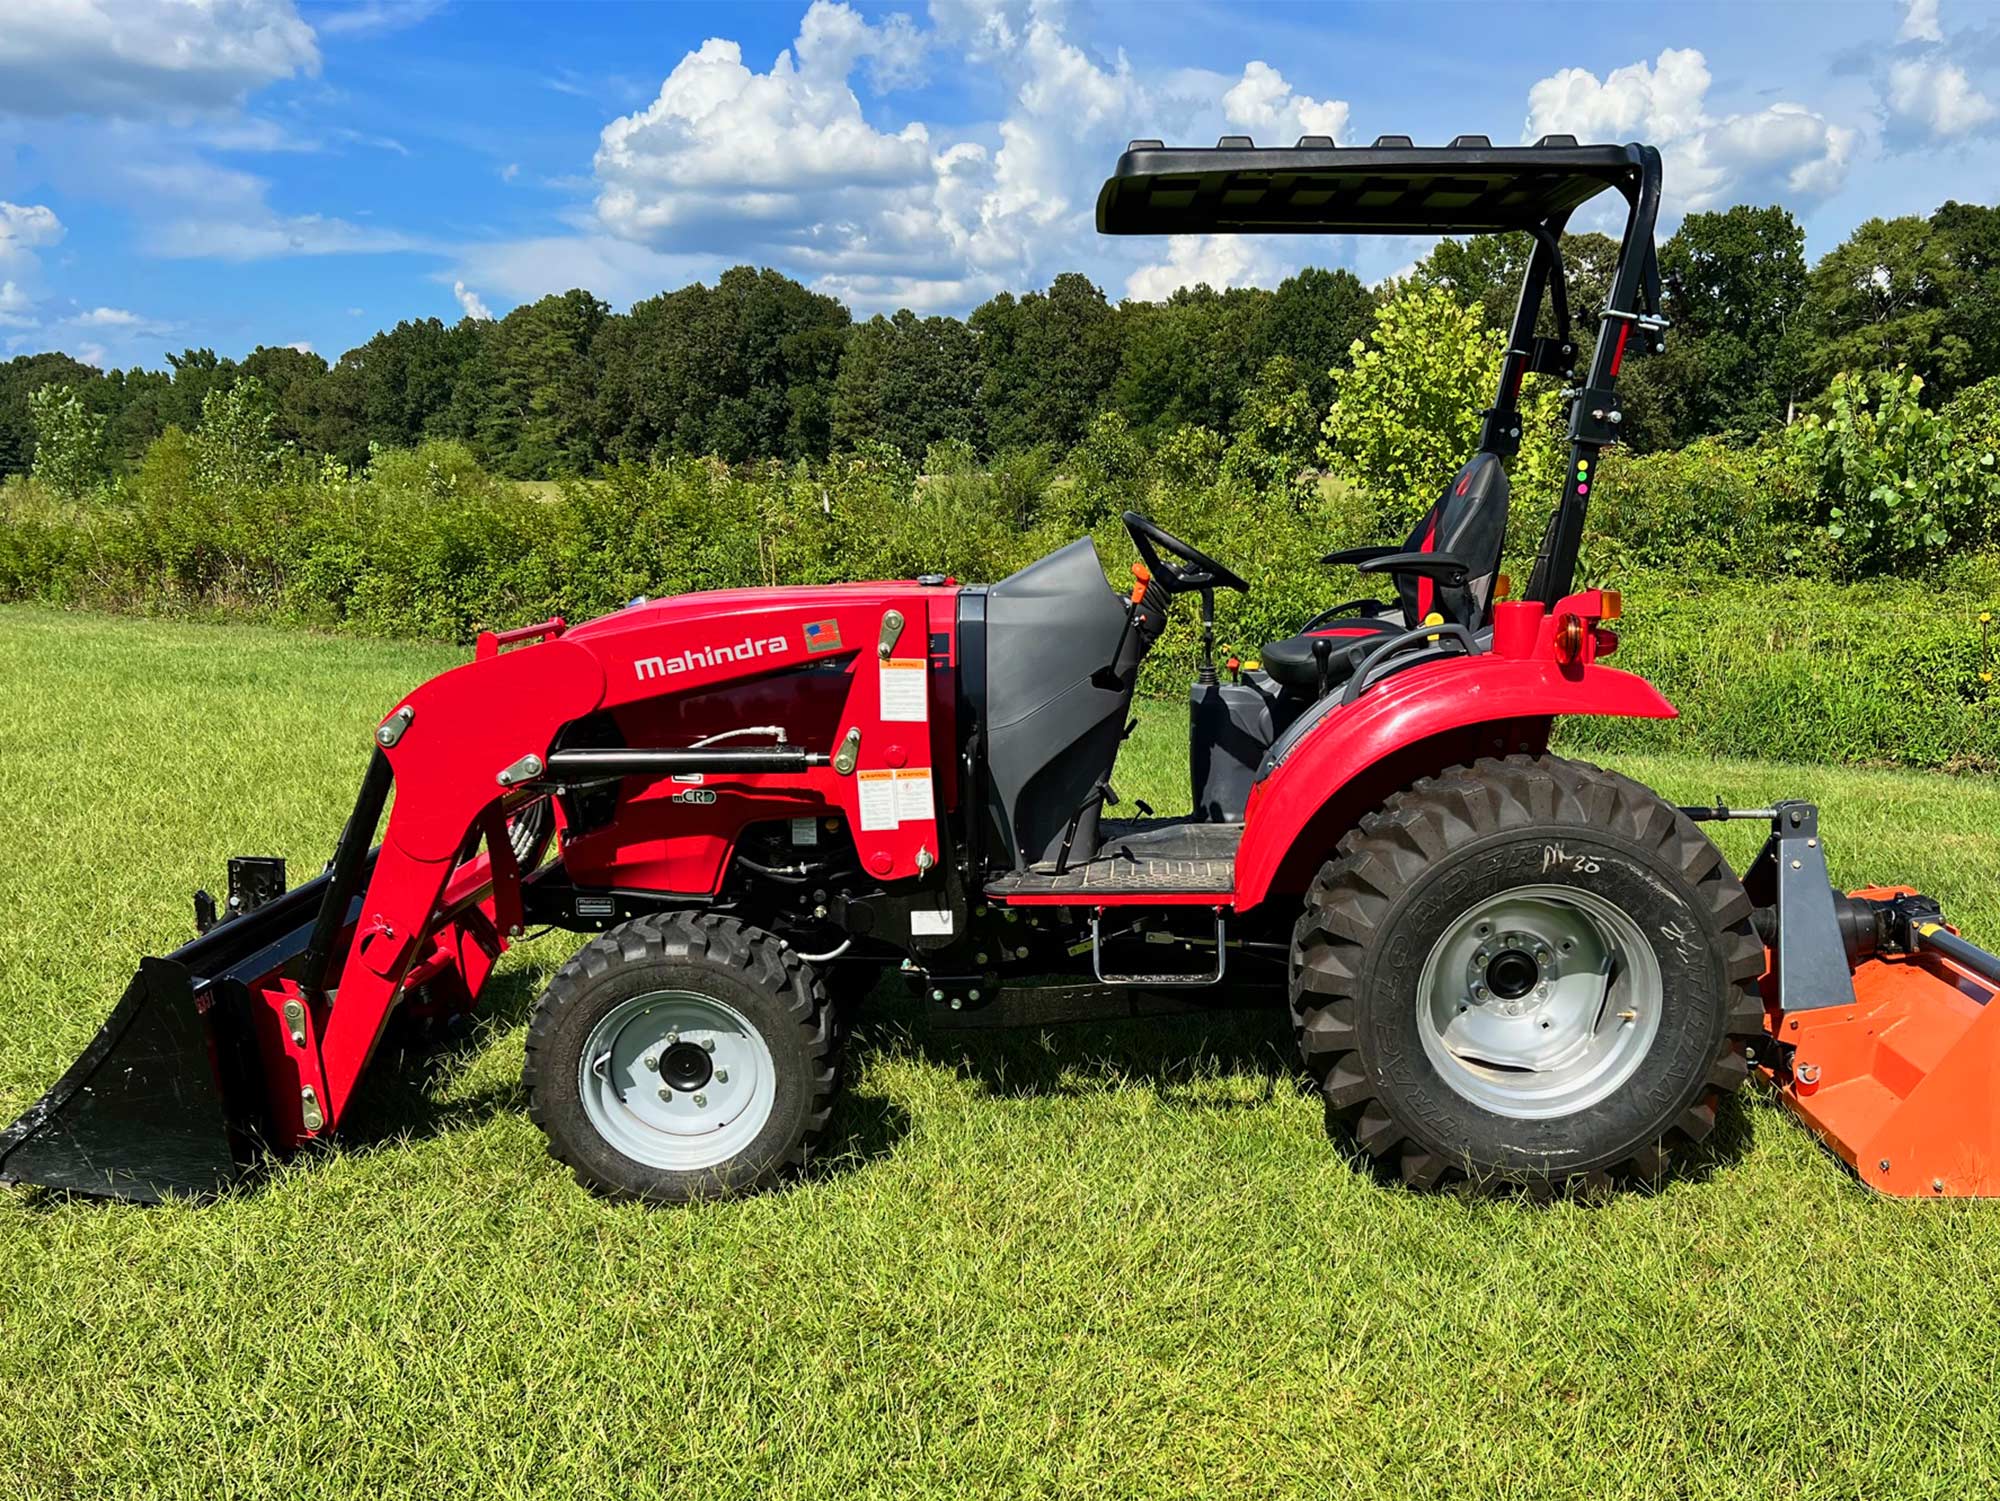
[1784,368,2000,576]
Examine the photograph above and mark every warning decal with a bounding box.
[893,767,933,823]
[879,658,927,722]
[856,769,898,831]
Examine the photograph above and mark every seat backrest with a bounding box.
[1395,452,1510,625]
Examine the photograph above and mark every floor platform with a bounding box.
[986,817,1241,898]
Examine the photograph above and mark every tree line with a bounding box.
[4,197,1999,482]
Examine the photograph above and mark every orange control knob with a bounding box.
[1130,562,1152,604]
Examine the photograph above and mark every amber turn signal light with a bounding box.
[1601,589,1622,621]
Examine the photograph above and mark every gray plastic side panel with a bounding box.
[1191,674,1295,822]
[984,538,1134,867]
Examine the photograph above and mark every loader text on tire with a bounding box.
[1290,754,1765,1194]
[523,912,838,1203]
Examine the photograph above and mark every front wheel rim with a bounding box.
[1414,884,1664,1120]
[577,990,778,1171]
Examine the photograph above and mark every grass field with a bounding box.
[3,605,2000,1499]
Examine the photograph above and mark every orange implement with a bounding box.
[1762,883,2000,1198]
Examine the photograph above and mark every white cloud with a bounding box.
[1900,0,1944,43]
[316,0,447,38]
[453,280,493,320]
[0,280,34,327]
[73,306,142,327]
[286,339,314,353]
[1887,57,1998,137]
[501,162,521,183]
[1524,48,1853,213]
[0,202,65,263]
[0,0,319,120]
[1221,61,1348,143]
[1125,234,1282,300]
[72,342,108,367]
[152,213,430,260]
[570,0,1346,310]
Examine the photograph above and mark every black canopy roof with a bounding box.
[1095,135,1643,236]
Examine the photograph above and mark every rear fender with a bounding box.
[1232,656,1676,912]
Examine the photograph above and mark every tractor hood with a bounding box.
[563,579,961,648]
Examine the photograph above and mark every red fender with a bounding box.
[1231,656,1677,912]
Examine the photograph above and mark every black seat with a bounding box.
[1261,453,1510,695]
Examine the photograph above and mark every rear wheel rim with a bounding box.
[1414,884,1663,1120]
[578,990,777,1171]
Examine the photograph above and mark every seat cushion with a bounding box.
[1261,618,1397,694]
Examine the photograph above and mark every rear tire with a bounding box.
[1289,754,1764,1195]
[523,912,838,1204]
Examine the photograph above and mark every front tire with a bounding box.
[1290,754,1764,1194]
[523,912,838,1204]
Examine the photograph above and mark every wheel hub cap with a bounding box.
[1417,885,1664,1119]
[578,990,776,1171]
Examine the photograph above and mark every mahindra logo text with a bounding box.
[635,633,790,680]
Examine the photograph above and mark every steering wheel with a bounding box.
[1121,511,1250,594]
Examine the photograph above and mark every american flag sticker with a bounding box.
[804,618,842,654]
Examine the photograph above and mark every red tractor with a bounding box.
[8,137,1998,1205]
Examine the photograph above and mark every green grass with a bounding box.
[4,605,2000,1500]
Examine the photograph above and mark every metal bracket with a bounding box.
[877,609,905,660]
[1750,801,1858,1013]
[281,998,307,1047]
[496,753,544,788]
[375,705,414,748]
[831,726,861,775]
[299,1087,325,1133]
[1567,388,1625,446]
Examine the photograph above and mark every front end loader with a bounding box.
[7,134,1997,1206]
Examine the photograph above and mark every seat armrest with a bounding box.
[1319,544,1401,567]
[1356,550,1472,586]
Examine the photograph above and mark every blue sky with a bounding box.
[0,0,1994,371]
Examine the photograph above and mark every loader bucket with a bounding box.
[0,856,363,1204]
[0,959,256,1202]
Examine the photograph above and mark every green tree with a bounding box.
[27,383,104,499]
[1223,354,1322,495]
[0,351,100,475]
[971,273,1122,452]
[164,348,240,431]
[830,309,983,457]
[593,266,851,464]
[1112,284,1273,437]
[1319,285,1565,528]
[1255,266,1376,413]
[1410,232,1620,335]
[1803,216,1967,395]
[449,289,608,477]
[191,376,281,491]
[1633,205,1809,446]
[241,344,330,450]
[317,316,484,467]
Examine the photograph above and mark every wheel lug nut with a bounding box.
[643,1053,660,1072]
[700,1036,715,1052]
[657,1086,673,1101]
[1473,984,1488,1000]
[1475,949,1489,965]
[666,1031,680,1045]
[1536,949,1552,965]
[693,1093,708,1107]
[714,1068,729,1083]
